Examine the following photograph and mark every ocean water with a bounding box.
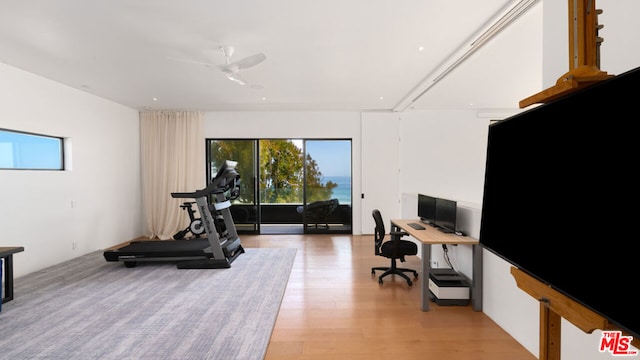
[323,175,351,204]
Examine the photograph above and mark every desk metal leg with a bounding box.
[2,255,14,303]
[471,244,483,311]
[421,243,431,311]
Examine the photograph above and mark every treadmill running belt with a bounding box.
[103,238,211,261]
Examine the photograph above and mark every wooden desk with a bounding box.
[0,246,25,303]
[390,219,482,312]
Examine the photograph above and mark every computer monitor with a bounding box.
[434,198,456,233]
[417,194,436,226]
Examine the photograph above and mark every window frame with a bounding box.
[0,128,65,170]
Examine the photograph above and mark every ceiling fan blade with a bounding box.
[167,57,217,67]
[217,63,239,74]
[171,46,264,87]
[225,72,247,86]
[233,53,266,70]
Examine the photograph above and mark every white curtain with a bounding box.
[139,111,205,239]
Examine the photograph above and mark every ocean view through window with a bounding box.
[322,175,351,205]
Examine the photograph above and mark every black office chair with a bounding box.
[371,209,419,286]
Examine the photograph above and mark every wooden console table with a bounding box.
[1,246,24,303]
[390,219,482,312]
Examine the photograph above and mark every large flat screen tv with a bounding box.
[480,66,639,340]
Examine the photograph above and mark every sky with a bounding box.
[294,140,351,177]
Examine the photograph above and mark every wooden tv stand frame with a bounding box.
[511,267,639,359]
[512,3,630,358]
[519,0,614,108]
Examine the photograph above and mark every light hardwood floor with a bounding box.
[241,234,537,360]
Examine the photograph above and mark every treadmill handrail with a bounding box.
[171,160,239,199]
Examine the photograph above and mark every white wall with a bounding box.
[0,63,143,278]
[399,109,488,206]
[398,109,488,279]
[361,112,402,235]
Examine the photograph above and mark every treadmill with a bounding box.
[103,160,245,269]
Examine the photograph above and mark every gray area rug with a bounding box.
[0,247,296,360]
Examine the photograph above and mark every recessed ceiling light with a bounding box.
[152,97,158,101]
[262,97,267,101]
[418,46,425,52]
[379,96,384,100]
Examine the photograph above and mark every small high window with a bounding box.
[0,129,64,170]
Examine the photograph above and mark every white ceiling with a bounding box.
[0,0,543,112]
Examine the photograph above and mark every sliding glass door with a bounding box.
[208,140,259,233]
[207,138,351,234]
[301,140,352,232]
[258,139,304,233]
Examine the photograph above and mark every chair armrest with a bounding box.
[389,230,409,238]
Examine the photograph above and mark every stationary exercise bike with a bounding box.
[173,200,231,240]
[173,202,205,240]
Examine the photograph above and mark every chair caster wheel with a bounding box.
[407,280,413,286]
[379,278,383,284]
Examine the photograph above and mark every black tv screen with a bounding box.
[480,66,639,339]
[418,193,436,226]
[435,197,456,233]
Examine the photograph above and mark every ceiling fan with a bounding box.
[169,45,266,87]
[217,46,266,87]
